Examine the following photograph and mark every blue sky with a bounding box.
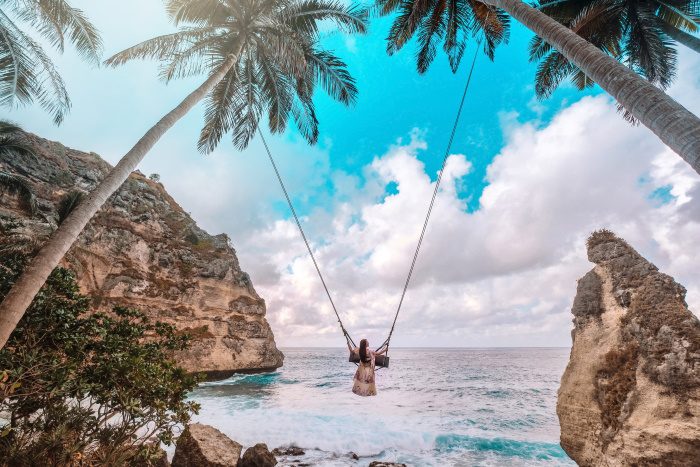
[6,1,700,347]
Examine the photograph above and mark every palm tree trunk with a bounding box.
[483,0,700,174]
[660,22,700,54]
[0,54,237,349]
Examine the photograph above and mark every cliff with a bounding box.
[0,133,283,378]
[558,230,699,466]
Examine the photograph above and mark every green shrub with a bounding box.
[0,253,199,466]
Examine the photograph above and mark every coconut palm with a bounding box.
[530,0,700,101]
[377,0,511,72]
[0,0,102,124]
[0,0,367,349]
[382,0,700,174]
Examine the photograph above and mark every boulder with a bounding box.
[558,230,700,466]
[368,462,406,467]
[239,443,277,467]
[271,446,305,456]
[172,424,242,467]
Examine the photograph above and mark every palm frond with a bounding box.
[444,0,470,72]
[571,69,594,89]
[386,0,419,54]
[375,0,404,16]
[105,28,217,67]
[258,57,294,134]
[159,35,221,82]
[534,50,577,98]
[0,171,38,216]
[198,65,240,153]
[18,27,71,124]
[12,0,103,64]
[165,0,231,26]
[305,49,357,104]
[37,0,103,64]
[256,25,308,78]
[290,92,319,145]
[0,10,38,110]
[0,125,37,160]
[468,1,510,60]
[57,190,83,224]
[416,0,448,73]
[278,0,368,36]
[0,9,70,124]
[656,1,699,32]
[0,119,25,137]
[231,54,264,150]
[624,4,677,88]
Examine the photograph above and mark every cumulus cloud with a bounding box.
[235,88,700,348]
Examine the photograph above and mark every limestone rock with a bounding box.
[558,230,700,466]
[172,424,242,467]
[0,132,283,377]
[368,462,407,467]
[239,443,277,467]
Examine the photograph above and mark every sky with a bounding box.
[6,0,700,348]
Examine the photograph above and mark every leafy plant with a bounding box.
[0,248,199,466]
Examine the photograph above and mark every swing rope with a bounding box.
[260,41,481,354]
[378,41,481,353]
[259,129,356,350]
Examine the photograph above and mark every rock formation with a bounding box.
[558,230,700,466]
[0,132,283,377]
[172,423,242,467]
[239,443,277,467]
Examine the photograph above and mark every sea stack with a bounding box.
[0,133,283,378]
[558,230,700,465]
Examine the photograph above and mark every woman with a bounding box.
[349,339,387,397]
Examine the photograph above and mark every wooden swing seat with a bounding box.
[349,353,389,368]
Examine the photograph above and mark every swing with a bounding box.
[260,39,482,369]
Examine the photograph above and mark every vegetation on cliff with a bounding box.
[0,221,199,466]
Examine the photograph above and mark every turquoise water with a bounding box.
[190,348,574,466]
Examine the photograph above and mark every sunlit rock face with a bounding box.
[0,133,283,378]
[558,231,699,466]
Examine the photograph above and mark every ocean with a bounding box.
[189,347,575,466]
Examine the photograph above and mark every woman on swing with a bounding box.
[349,339,388,397]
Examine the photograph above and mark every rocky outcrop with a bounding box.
[558,230,700,466]
[172,424,242,467]
[239,443,277,467]
[0,133,283,377]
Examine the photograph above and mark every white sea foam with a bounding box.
[189,348,574,466]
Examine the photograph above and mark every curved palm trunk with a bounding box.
[483,0,700,174]
[661,22,700,54]
[0,55,237,349]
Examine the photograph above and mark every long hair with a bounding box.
[359,339,370,363]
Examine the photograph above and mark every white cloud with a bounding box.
[234,67,700,348]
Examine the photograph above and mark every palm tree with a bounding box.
[381,0,700,174]
[0,0,367,349]
[0,0,102,124]
[530,0,699,102]
[378,0,512,72]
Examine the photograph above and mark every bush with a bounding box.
[0,252,199,466]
